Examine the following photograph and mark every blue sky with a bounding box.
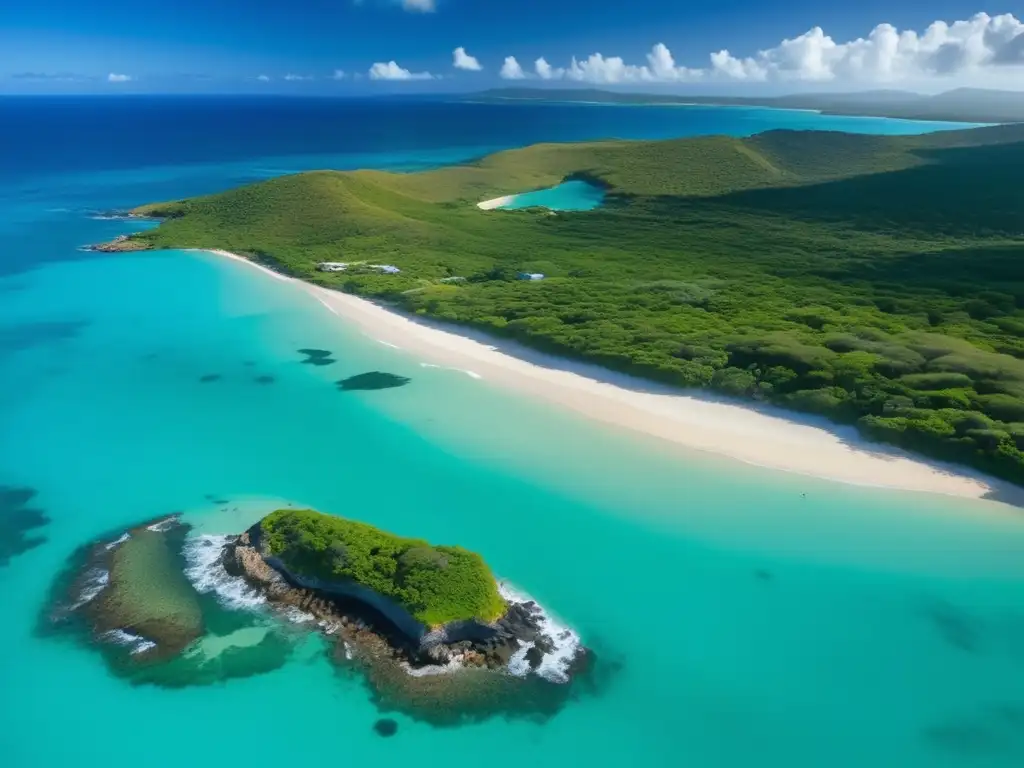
[2,1,1023,93]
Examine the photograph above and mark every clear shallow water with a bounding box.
[1,98,1023,767]
[497,179,606,211]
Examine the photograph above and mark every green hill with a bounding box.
[259,509,506,627]
[132,124,1024,484]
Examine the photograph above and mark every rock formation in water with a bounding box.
[220,508,593,724]
[336,372,411,391]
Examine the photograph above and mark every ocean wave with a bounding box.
[418,362,482,380]
[183,534,266,611]
[105,532,130,550]
[402,658,463,677]
[70,567,109,610]
[146,517,177,532]
[498,582,581,684]
[103,629,156,654]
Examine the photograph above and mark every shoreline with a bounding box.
[476,195,516,210]
[193,248,1022,505]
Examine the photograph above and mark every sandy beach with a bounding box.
[198,248,1015,502]
[476,195,516,210]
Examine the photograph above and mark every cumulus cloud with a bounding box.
[256,74,271,82]
[401,0,435,11]
[453,47,482,71]
[499,56,526,80]
[284,73,313,81]
[107,73,132,83]
[521,13,1024,86]
[368,60,435,80]
[332,69,347,80]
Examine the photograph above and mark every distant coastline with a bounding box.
[467,87,1024,125]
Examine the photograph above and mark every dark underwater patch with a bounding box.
[330,630,618,728]
[254,375,276,385]
[298,348,337,366]
[0,319,89,355]
[337,372,411,391]
[199,374,222,383]
[923,703,1024,760]
[38,517,297,688]
[926,600,980,653]
[373,718,398,737]
[0,485,50,567]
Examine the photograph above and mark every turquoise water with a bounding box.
[497,179,606,211]
[2,100,1024,767]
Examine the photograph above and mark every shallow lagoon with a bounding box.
[496,179,606,211]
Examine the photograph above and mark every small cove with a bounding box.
[485,179,606,211]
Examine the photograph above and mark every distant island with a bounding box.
[468,87,1024,124]
[96,122,1024,487]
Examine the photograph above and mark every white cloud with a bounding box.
[522,13,1024,87]
[256,74,271,82]
[332,70,346,80]
[707,13,1024,84]
[284,73,313,81]
[401,0,435,11]
[499,56,526,80]
[107,73,132,83]
[453,47,482,71]
[534,57,562,80]
[368,61,435,80]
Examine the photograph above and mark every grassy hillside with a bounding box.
[134,124,1024,484]
[260,509,506,627]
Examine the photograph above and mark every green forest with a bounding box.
[132,123,1024,484]
[260,509,506,627]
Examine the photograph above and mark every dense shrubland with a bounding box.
[136,124,1024,483]
[261,509,506,627]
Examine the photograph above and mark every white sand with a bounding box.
[476,195,516,210]
[197,249,1015,502]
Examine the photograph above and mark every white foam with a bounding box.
[146,517,177,532]
[183,534,266,611]
[70,568,109,609]
[498,582,582,684]
[102,629,156,654]
[105,532,130,550]
[419,362,483,380]
[376,339,402,349]
[132,639,157,655]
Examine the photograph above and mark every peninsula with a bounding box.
[103,123,1024,491]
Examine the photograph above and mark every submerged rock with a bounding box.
[38,517,296,687]
[337,372,411,391]
[373,718,399,738]
[221,510,598,726]
[297,348,336,366]
[0,485,50,567]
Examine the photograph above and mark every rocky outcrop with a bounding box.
[87,235,152,253]
[221,525,566,673]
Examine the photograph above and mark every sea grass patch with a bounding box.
[0,486,50,567]
[298,348,336,366]
[337,372,411,391]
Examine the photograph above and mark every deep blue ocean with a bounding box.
[1,96,1022,767]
